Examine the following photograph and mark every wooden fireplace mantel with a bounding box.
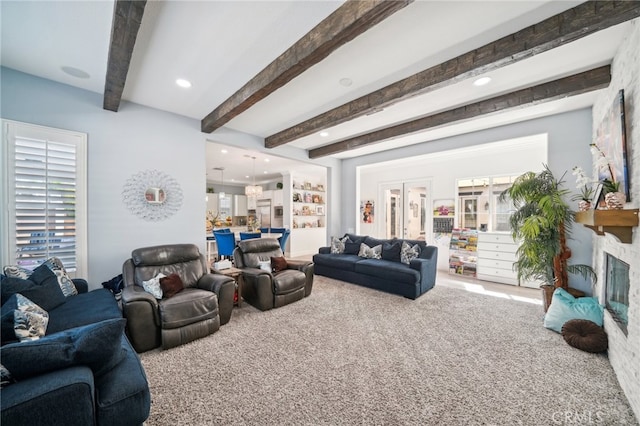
[575,209,639,244]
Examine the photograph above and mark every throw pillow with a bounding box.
[0,364,14,388]
[42,257,78,297]
[358,243,382,259]
[271,256,288,273]
[344,239,361,255]
[543,288,604,333]
[381,241,401,262]
[23,264,68,311]
[1,275,36,306]
[8,293,49,342]
[1,318,126,380]
[330,236,348,254]
[3,264,32,279]
[258,260,272,272]
[400,241,421,264]
[159,273,184,299]
[561,319,608,353]
[142,273,166,299]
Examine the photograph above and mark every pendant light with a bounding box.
[244,155,263,198]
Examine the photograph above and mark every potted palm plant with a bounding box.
[499,165,595,311]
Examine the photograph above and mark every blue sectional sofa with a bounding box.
[1,276,150,425]
[313,234,438,299]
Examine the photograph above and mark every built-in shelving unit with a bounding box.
[575,209,639,244]
[292,183,325,229]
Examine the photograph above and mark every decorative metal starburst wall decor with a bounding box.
[122,170,183,221]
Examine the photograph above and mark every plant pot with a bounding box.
[578,200,591,211]
[541,285,586,312]
[605,191,625,209]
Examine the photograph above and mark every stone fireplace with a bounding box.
[590,19,639,420]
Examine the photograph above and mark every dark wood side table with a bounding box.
[212,267,244,307]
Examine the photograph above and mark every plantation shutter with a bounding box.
[3,120,87,276]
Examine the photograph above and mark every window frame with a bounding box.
[1,119,88,277]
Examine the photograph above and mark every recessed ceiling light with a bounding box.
[264,158,270,162]
[61,66,90,79]
[221,149,228,154]
[263,171,268,174]
[339,78,353,87]
[320,131,329,137]
[245,175,249,179]
[473,77,492,87]
[176,78,192,88]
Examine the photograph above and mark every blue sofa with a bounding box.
[313,234,438,299]
[1,276,150,425]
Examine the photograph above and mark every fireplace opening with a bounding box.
[605,253,630,335]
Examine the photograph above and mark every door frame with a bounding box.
[377,178,433,240]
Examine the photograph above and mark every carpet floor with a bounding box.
[140,276,638,425]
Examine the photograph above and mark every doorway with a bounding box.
[381,182,429,240]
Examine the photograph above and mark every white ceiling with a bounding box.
[1,1,632,185]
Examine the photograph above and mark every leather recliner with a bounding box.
[122,243,235,352]
[233,238,313,311]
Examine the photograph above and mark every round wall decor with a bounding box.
[122,170,183,221]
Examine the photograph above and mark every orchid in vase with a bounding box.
[590,143,626,209]
[571,166,596,211]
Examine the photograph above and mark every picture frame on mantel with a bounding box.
[593,183,606,210]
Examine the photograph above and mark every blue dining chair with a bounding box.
[213,230,236,260]
[239,232,261,241]
[259,227,270,233]
[277,229,290,253]
[269,227,286,234]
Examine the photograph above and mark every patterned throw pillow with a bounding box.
[0,364,14,388]
[330,236,348,254]
[43,257,78,297]
[13,294,49,342]
[3,264,32,279]
[258,261,272,272]
[358,243,382,259]
[400,241,421,264]
[142,273,166,299]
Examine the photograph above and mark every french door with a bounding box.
[381,182,429,240]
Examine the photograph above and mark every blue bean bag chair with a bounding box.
[543,287,603,333]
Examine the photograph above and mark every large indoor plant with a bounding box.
[500,165,595,311]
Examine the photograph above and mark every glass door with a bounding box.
[382,182,427,240]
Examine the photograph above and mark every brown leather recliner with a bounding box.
[122,244,235,352]
[233,238,313,311]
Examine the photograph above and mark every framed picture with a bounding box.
[360,200,374,224]
[594,89,629,201]
[433,199,455,217]
[593,182,606,210]
[316,184,324,192]
[304,182,312,190]
[316,205,325,215]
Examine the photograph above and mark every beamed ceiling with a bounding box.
[2,0,639,183]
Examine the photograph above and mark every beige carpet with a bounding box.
[140,276,637,425]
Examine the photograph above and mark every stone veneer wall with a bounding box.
[591,19,640,420]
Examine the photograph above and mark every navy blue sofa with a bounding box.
[313,234,438,299]
[1,278,151,426]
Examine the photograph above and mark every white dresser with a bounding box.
[476,232,519,286]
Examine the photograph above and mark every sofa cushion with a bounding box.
[354,259,420,284]
[381,241,401,262]
[312,253,362,272]
[46,289,122,335]
[358,243,382,259]
[363,236,387,250]
[159,288,218,330]
[273,269,306,294]
[1,264,66,311]
[0,318,126,380]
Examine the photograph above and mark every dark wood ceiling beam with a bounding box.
[201,0,413,133]
[103,0,147,112]
[268,0,639,148]
[308,66,611,158]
